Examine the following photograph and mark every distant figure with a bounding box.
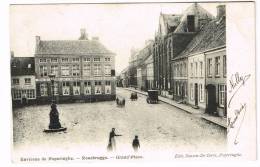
[116,97,119,105]
[132,135,140,152]
[107,128,122,151]
[49,103,61,129]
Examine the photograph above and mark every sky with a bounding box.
[10,3,219,73]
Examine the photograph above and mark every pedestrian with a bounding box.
[132,135,140,152]
[107,128,122,152]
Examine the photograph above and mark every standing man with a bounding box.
[132,135,140,152]
[108,128,122,151]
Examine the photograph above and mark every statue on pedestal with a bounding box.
[49,103,61,129]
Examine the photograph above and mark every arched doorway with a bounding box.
[206,84,217,115]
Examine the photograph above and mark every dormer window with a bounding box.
[187,15,195,32]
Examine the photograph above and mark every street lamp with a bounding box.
[43,74,66,133]
[49,73,55,103]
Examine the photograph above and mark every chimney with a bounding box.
[79,28,88,40]
[36,36,41,46]
[10,51,14,58]
[216,5,226,20]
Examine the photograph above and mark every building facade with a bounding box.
[34,29,116,104]
[205,47,226,116]
[128,40,154,89]
[171,4,226,117]
[188,53,206,109]
[172,57,188,102]
[11,57,36,106]
[154,3,214,97]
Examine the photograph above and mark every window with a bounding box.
[200,62,203,77]
[95,81,102,94]
[62,82,70,95]
[180,64,183,76]
[72,64,80,76]
[73,81,80,95]
[83,64,91,76]
[84,81,91,95]
[53,82,59,95]
[177,83,179,96]
[190,63,193,77]
[183,63,186,76]
[199,84,204,102]
[219,85,226,107]
[39,65,48,77]
[39,58,47,63]
[61,65,70,76]
[187,15,195,32]
[24,78,31,85]
[104,65,111,76]
[190,83,194,100]
[26,90,35,99]
[40,83,48,96]
[215,56,220,76]
[61,58,69,63]
[50,65,59,77]
[84,57,91,62]
[94,58,100,62]
[13,90,22,99]
[13,78,19,85]
[28,64,31,68]
[223,55,226,77]
[195,62,198,77]
[105,57,111,62]
[173,82,177,95]
[72,58,80,62]
[94,64,102,76]
[184,83,187,97]
[105,81,111,94]
[51,58,58,63]
[207,58,213,76]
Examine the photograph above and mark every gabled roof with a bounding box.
[35,39,114,55]
[11,57,35,76]
[162,14,182,28]
[174,3,214,33]
[174,17,226,60]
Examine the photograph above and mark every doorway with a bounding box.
[206,84,217,115]
[194,83,198,106]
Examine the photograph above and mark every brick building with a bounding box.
[34,29,116,103]
[11,56,36,106]
[154,3,213,97]
[172,5,226,116]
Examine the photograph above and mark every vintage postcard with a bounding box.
[9,0,256,164]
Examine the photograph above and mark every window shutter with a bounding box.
[217,84,219,106]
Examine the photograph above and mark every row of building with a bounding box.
[11,29,116,106]
[118,3,226,117]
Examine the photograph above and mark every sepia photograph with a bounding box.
[8,1,256,164]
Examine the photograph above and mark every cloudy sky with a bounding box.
[10,3,219,73]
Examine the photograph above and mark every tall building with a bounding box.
[11,56,36,106]
[172,4,226,116]
[34,29,116,103]
[154,3,214,97]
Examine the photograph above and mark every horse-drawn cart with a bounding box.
[130,92,138,101]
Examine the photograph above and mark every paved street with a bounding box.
[13,87,226,159]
